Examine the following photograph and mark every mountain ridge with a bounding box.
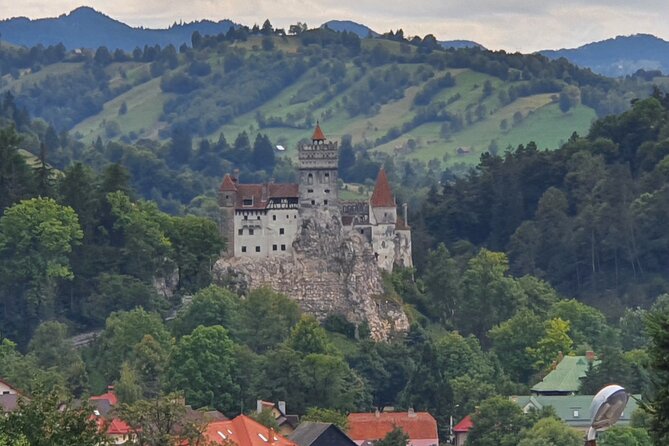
[539,34,669,77]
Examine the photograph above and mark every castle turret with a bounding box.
[370,168,397,225]
[298,123,339,216]
[218,173,238,257]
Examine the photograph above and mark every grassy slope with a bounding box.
[4,36,602,168]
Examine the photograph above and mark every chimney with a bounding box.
[262,183,269,202]
[268,427,275,445]
[278,401,286,415]
[408,407,416,418]
[256,399,263,414]
[586,351,596,362]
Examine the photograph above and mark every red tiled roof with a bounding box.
[235,183,299,209]
[221,174,238,192]
[452,415,473,433]
[106,418,132,435]
[204,414,298,446]
[370,168,395,208]
[347,412,438,442]
[90,390,118,406]
[312,123,326,141]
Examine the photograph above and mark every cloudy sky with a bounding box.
[1,0,668,52]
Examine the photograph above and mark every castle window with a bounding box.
[281,244,286,251]
[287,215,290,219]
[311,200,316,205]
[324,189,330,193]
[249,229,254,235]
[242,246,247,253]
[273,245,277,251]
[257,216,261,220]
[324,200,328,205]
[243,199,253,207]
[225,194,229,199]
[238,229,243,235]
[308,189,314,193]
[280,228,285,235]
[307,173,313,185]
[324,172,330,183]
[244,215,248,220]
[255,246,261,252]
[273,215,276,221]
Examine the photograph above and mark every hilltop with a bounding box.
[0,6,237,50]
[540,34,669,77]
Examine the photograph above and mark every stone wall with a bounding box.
[213,213,409,341]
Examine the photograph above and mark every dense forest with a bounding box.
[4,25,669,446]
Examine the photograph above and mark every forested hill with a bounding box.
[2,23,667,173]
[540,34,669,77]
[0,6,237,51]
[417,91,669,312]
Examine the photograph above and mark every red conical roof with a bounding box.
[370,168,395,208]
[220,174,237,191]
[312,122,326,141]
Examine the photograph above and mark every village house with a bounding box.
[256,399,299,435]
[289,422,358,446]
[203,414,298,446]
[531,352,599,396]
[347,410,438,446]
[0,377,22,412]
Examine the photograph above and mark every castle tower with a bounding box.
[298,123,339,216]
[218,173,238,257]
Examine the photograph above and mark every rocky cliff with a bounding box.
[213,214,409,340]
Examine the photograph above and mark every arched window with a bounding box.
[307,173,313,185]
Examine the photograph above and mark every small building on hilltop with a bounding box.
[452,415,473,446]
[347,410,438,446]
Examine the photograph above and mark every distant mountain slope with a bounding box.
[539,34,669,77]
[0,6,236,50]
[321,20,378,37]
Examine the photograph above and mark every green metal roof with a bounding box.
[531,356,600,394]
[510,394,641,428]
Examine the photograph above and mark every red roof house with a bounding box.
[204,414,298,446]
[452,416,473,446]
[347,411,438,446]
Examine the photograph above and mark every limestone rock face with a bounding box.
[213,214,409,340]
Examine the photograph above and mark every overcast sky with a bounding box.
[1,1,668,52]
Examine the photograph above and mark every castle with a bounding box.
[218,124,412,272]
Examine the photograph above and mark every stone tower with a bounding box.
[218,173,237,257]
[298,123,339,216]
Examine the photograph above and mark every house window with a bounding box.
[281,244,286,251]
[273,244,277,251]
[273,215,276,221]
[238,229,243,235]
[573,410,579,418]
[249,229,254,235]
[241,246,247,253]
[255,246,261,252]
[280,228,285,235]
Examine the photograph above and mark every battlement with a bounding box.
[298,140,339,169]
